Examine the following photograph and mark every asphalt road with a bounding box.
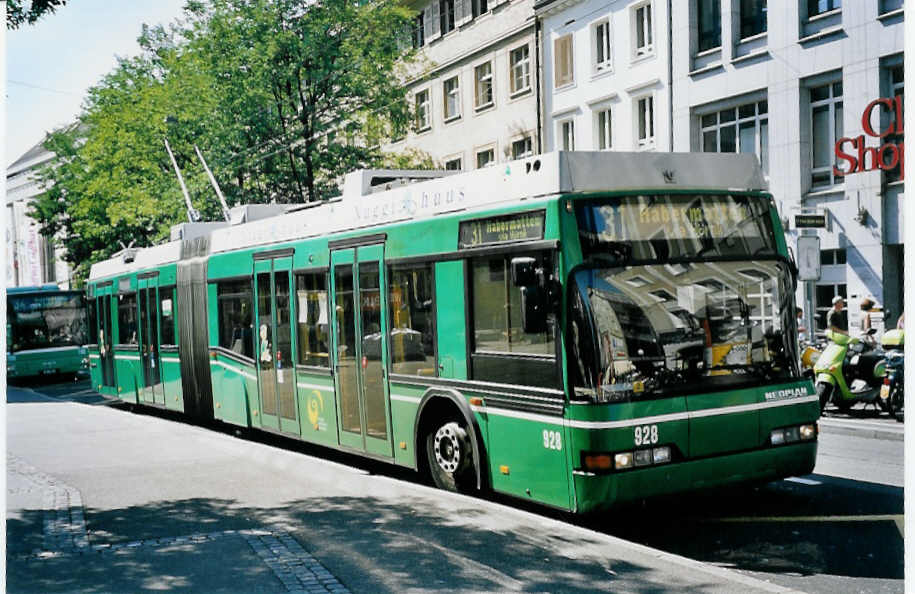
[6,378,905,593]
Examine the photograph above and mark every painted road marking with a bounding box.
[784,477,822,486]
[701,514,905,538]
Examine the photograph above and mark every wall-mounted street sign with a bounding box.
[795,214,826,228]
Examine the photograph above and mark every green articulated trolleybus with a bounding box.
[86,151,818,513]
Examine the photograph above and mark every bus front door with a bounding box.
[138,276,164,405]
[254,256,300,435]
[97,294,117,390]
[331,245,393,458]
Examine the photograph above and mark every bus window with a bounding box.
[159,287,176,346]
[470,253,557,388]
[295,272,329,367]
[388,263,436,376]
[88,298,99,346]
[217,280,254,359]
[117,293,138,345]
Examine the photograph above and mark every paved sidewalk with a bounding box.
[818,416,904,441]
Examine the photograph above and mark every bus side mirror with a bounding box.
[520,285,548,334]
[511,257,539,287]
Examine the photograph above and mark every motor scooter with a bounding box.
[813,328,887,413]
[880,328,904,422]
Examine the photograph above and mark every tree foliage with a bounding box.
[7,0,67,29]
[32,0,427,280]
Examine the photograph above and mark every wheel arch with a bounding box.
[413,387,488,491]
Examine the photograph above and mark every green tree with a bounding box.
[186,0,417,201]
[6,0,67,29]
[33,0,423,280]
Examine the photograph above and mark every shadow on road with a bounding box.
[578,476,903,580]
[7,495,688,594]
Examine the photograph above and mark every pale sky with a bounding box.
[6,0,187,166]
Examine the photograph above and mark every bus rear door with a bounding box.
[253,255,300,435]
[96,287,117,391]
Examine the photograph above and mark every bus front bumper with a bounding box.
[572,441,818,514]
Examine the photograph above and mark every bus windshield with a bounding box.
[569,194,797,402]
[8,293,87,352]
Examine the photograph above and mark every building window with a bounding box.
[554,34,574,88]
[700,99,769,173]
[476,147,495,168]
[512,136,533,159]
[820,248,847,265]
[808,0,840,17]
[444,157,462,170]
[509,45,531,94]
[886,63,904,182]
[636,95,655,148]
[559,119,575,151]
[697,0,721,52]
[593,19,612,73]
[596,108,612,150]
[879,0,903,15]
[810,81,843,188]
[412,12,425,48]
[472,0,488,19]
[440,0,455,34]
[815,282,846,330]
[414,89,431,131]
[388,263,436,376]
[295,273,329,367]
[632,1,653,58]
[217,279,254,359]
[474,61,494,109]
[740,0,767,38]
[443,76,461,121]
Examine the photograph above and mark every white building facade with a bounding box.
[535,0,671,153]
[6,140,71,288]
[393,0,540,170]
[670,0,905,330]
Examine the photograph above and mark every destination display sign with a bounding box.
[795,214,826,228]
[458,211,545,249]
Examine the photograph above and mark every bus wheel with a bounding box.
[426,419,475,493]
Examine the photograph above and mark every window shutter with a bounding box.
[428,2,441,40]
[455,0,470,26]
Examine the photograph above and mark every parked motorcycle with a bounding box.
[880,329,904,422]
[814,328,887,413]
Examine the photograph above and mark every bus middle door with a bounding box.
[138,274,165,405]
[330,244,393,458]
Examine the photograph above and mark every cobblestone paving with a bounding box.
[7,452,350,593]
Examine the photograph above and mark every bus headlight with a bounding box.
[799,424,816,440]
[614,452,633,470]
[652,446,671,464]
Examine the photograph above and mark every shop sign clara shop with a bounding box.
[834,96,904,180]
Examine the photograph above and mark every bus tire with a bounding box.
[425,419,476,494]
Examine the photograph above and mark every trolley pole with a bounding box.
[164,138,201,223]
[195,145,231,222]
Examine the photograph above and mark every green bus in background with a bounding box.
[85,151,818,513]
[7,284,88,379]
